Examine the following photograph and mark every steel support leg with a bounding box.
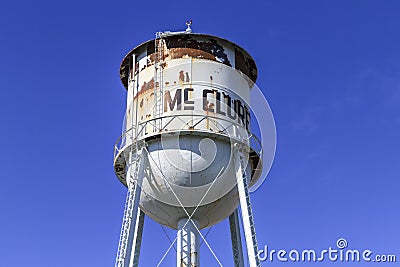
[128,209,145,267]
[234,149,261,267]
[229,209,245,267]
[177,218,200,267]
[115,149,147,267]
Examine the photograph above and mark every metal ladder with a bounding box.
[235,148,261,267]
[115,146,142,267]
[153,33,164,132]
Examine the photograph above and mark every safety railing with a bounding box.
[113,114,262,164]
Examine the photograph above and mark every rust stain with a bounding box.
[141,78,154,92]
[148,53,157,64]
[134,78,155,99]
[168,47,216,61]
[166,36,232,66]
[146,48,217,66]
[176,71,190,85]
[179,70,185,83]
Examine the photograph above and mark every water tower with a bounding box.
[113,23,267,267]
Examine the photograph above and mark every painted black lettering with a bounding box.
[245,106,250,132]
[184,88,194,110]
[164,89,182,112]
[223,93,236,120]
[236,100,245,126]
[216,91,226,116]
[203,89,215,112]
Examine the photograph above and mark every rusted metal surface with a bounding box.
[235,48,257,83]
[119,33,258,89]
[137,48,220,74]
[169,47,216,61]
[133,78,155,99]
[178,69,190,83]
[165,35,231,65]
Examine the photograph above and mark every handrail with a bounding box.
[113,114,263,164]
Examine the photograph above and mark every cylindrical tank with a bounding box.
[114,33,262,230]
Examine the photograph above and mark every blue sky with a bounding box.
[0,0,399,266]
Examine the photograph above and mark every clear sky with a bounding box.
[0,0,399,266]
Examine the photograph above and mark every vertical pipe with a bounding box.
[127,54,136,132]
[177,218,199,267]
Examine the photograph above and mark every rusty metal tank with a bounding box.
[113,33,262,230]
